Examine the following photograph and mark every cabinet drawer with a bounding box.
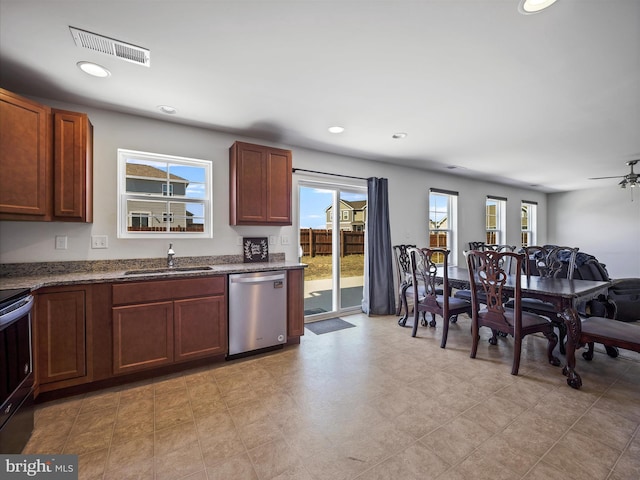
[112,276,225,305]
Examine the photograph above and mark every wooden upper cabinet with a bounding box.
[229,141,292,225]
[0,89,93,222]
[52,109,93,222]
[0,88,51,219]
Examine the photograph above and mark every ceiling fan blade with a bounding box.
[588,175,626,180]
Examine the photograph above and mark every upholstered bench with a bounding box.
[561,310,640,389]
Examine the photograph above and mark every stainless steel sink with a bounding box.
[124,266,214,275]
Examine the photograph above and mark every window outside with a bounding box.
[117,149,212,238]
[429,191,456,264]
[521,202,537,246]
[486,197,506,244]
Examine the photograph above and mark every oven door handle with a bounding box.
[0,295,34,327]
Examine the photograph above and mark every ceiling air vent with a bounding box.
[69,27,150,67]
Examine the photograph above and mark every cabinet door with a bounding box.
[230,141,292,225]
[0,88,50,219]
[266,148,292,224]
[287,269,305,338]
[36,290,86,384]
[230,142,267,224]
[52,109,93,222]
[174,296,227,361]
[113,302,174,375]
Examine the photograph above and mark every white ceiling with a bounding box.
[1,0,639,192]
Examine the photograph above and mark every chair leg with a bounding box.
[429,313,436,327]
[411,308,420,338]
[440,311,449,349]
[512,337,522,375]
[488,329,498,345]
[470,322,479,359]
[582,342,595,361]
[542,330,561,366]
[556,321,567,355]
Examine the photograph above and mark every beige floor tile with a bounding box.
[104,433,154,479]
[355,441,450,480]
[420,415,493,465]
[64,406,117,455]
[540,430,621,480]
[206,453,258,480]
[610,433,640,480]
[248,437,304,480]
[572,405,638,451]
[77,447,109,480]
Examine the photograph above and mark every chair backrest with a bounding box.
[467,250,524,332]
[393,244,416,286]
[523,245,578,280]
[468,241,486,251]
[484,244,518,273]
[409,247,450,308]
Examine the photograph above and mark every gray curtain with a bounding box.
[362,177,395,315]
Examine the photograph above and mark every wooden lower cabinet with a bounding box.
[287,268,305,338]
[111,276,227,376]
[35,288,88,387]
[175,296,227,361]
[112,301,174,375]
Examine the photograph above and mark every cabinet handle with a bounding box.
[4,403,12,414]
[24,363,29,374]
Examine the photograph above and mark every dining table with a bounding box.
[435,265,612,388]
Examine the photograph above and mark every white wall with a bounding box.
[548,188,640,278]
[0,99,549,266]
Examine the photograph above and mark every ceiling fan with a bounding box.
[589,160,639,188]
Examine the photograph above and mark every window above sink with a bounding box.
[117,149,213,239]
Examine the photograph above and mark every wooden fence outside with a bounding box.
[300,229,364,257]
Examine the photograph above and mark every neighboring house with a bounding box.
[325,200,367,231]
[125,163,190,230]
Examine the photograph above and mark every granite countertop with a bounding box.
[0,255,307,291]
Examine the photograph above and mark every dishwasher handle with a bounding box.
[230,273,286,284]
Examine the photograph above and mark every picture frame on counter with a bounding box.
[243,237,269,263]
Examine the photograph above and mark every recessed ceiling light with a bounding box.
[518,0,558,15]
[77,61,111,78]
[328,126,345,134]
[158,105,177,115]
[392,132,408,139]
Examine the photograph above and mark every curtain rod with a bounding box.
[292,168,367,181]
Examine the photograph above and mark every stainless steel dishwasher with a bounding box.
[228,271,287,357]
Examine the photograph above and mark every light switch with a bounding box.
[281,235,290,245]
[91,235,108,249]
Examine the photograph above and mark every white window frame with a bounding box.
[429,189,458,265]
[521,201,537,247]
[486,196,506,244]
[117,149,212,239]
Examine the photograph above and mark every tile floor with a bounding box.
[23,313,640,480]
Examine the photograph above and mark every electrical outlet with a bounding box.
[237,237,243,246]
[280,235,290,245]
[269,235,277,245]
[55,235,67,250]
[91,235,108,249]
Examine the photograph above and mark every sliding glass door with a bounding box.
[299,181,367,321]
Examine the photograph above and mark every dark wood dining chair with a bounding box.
[393,244,416,322]
[408,247,472,348]
[466,250,561,375]
[519,245,579,353]
[455,244,517,304]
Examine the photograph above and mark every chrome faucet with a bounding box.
[167,243,175,268]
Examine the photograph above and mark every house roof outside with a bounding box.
[126,163,188,183]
